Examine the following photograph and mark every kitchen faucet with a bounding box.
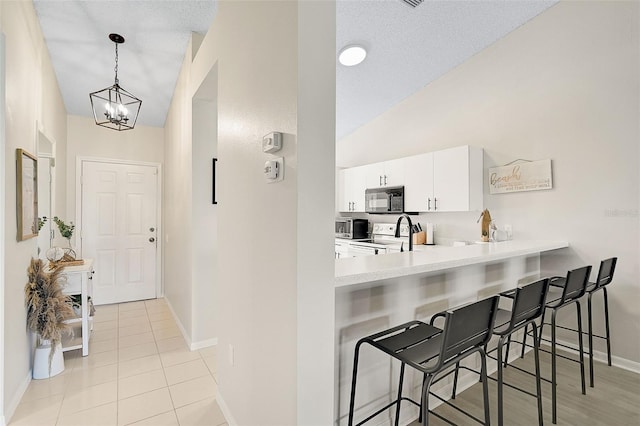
[395,213,413,252]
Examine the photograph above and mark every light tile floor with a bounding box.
[9,299,227,426]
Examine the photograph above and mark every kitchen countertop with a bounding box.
[335,240,569,288]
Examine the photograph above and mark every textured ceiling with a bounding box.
[336,0,557,139]
[34,0,556,133]
[33,0,217,128]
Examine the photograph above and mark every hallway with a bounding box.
[9,299,227,426]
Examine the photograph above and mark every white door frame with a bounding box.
[75,156,163,299]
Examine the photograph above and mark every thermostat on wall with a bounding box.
[263,132,282,153]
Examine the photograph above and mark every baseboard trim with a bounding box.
[190,338,217,351]
[553,337,640,374]
[5,370,32,425]
[164,298,193,349]
[216,390,237,426]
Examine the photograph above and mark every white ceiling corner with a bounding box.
[34,0,217,128]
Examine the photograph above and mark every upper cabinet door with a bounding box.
[382,158,405,187]
[364,162,386,189]
[433,146,483,212]
[338,166,368,212]
[337,168,350,212]
[364,159,405,188]
[350,166,368,212]
[404,152,434,212]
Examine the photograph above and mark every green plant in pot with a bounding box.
[24,258,74,378]
[52,216,76,259]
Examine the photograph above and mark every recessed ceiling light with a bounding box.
[339,45,367,66]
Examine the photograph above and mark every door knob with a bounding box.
[149,227,155,232]
[149,237,155,243]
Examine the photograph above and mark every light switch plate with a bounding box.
[265,157,284,183]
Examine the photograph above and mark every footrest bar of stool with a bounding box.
[354,397,420,426]
[535,343,585,364]
[428,409,459,426]
[429,390,486,425]
[458,364,543,399]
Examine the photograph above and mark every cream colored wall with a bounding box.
[0,0,68,420]
[163,43,193,344]
[65,115,164,249]
[0,31,6,426]
[164,1,335,423]
[191,95,217,345]
[338,1,640,365]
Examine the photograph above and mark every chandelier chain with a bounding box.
[114,43,119,85]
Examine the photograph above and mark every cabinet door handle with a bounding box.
[379,175,383,186]
[149,237,156,243]
[352,202,356,211]
[434,198,438,211]
[384,175,388,186]
[428,198,431,211]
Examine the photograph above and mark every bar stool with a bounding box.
[348,296,499,426]
[451,278,550,426]
[546,258,617,387]
[522,265,591,424]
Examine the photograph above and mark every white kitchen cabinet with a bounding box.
[432,145,483,212]
[338,166,367,212]
[365,159,405,188]
[404,152,434,212]
[338,145,483,213]
[402,146,483,212]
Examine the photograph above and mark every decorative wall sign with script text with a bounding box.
[489,159,553,194]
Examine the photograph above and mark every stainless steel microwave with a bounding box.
[365,186,404,214]
[335,218,368,239]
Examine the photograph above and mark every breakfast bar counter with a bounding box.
[333,240,568,426]
[335,240,568,288]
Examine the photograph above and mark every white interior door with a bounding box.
[81,161,158,305]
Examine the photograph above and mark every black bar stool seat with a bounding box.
[348,296,500,426]
[452,279,550,426]
[521,265,591,424]
[546,258,617,387]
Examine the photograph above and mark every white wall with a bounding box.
[0,31,6,426]
[164,1,336,423]
[338,1,640,365]
[191,80,218,345]
[0,0,68,421]
[163,39,194,345]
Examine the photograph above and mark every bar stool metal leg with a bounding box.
[394,363,405,426]
[551,308,557,424]
[348,341,363,426]
[603,287,612,367]
[420,375,435,426]
[531,322,544,426]
[588,292,594,388]
[576,301,586,396]
[497,336,506,426]
[479,350,491,426]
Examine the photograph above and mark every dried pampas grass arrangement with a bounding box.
[24,258,74,368]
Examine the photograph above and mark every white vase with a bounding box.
[33,340,64,379]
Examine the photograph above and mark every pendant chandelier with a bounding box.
[89,33,141,131]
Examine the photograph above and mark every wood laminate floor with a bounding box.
[411,346,640,425]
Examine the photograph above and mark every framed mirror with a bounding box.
[16,148,38,241]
